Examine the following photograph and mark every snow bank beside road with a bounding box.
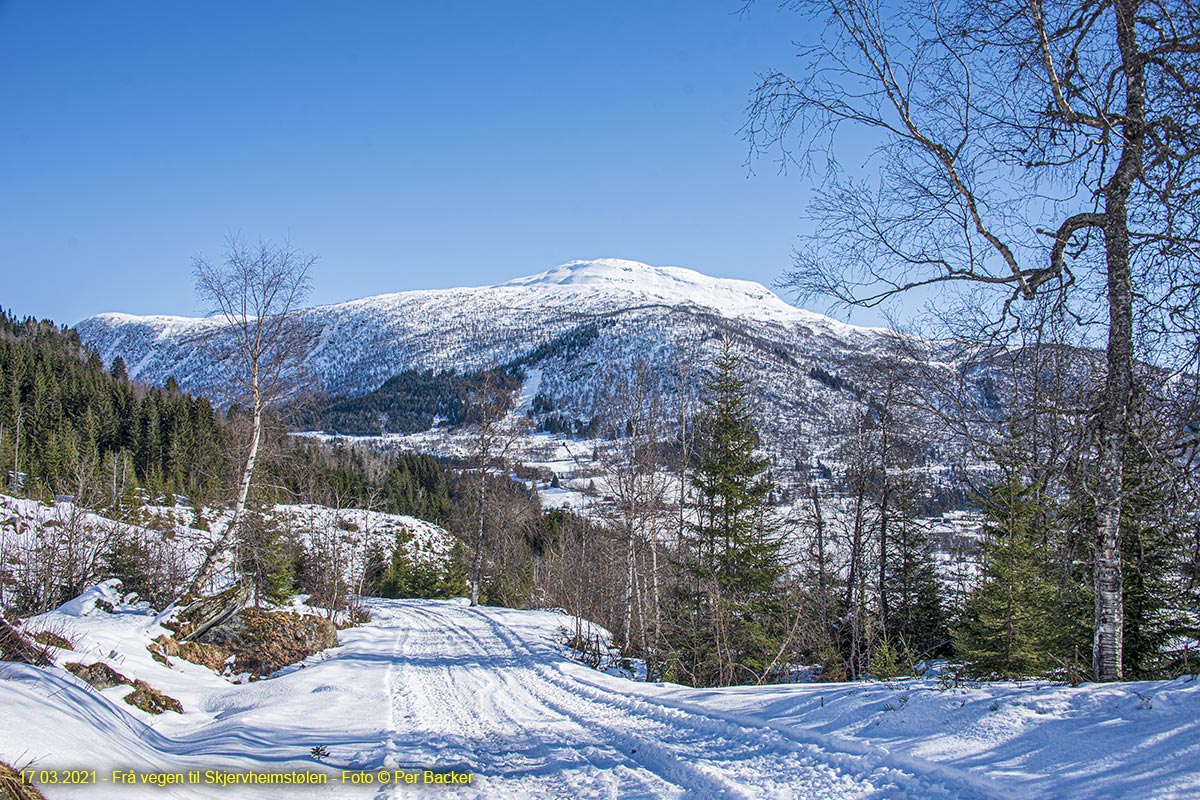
[1,592,1197,799]
[650,665,1200,799]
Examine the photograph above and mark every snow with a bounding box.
[300,426,630,516]
[79,257,900,397]
[672,675,1200,799]
[3,590,1198,799]
[515,366,543,414]
[0,495,460,616]
[501,258,807,324]
[77,257,953,492]
[93,258,865,331]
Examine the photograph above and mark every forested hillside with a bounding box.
[77,259,951,471]
[0,308,455,520]
[6,302,1200,689]
[0,309,226,505]
[294,368,522,437]
[0,307,632,632]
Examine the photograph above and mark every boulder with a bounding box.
[230,609,338,676]
[156,604,338,678]
[149,634,230,672]
[65,661,130,690]
[172,583,250,642]
[123,680,183,714]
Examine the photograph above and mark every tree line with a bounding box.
[0,309,227,507]
[485,326,1200,687]
[0,306,463,614]
[4,283,1197,686]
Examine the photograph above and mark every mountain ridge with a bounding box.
[76,258,942,468]
[86,258,882,335]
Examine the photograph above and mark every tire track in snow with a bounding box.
[465,605,1010,799]
[381,609,413,771]
[462,606,883,799]
[444,603,760,799]
[365,600,1009,799]
[375,602,681,799]
[387,602,875,798]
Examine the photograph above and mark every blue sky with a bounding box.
[0,1,832,325]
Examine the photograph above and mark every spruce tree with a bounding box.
[1118,424,1180,678]
[672,338,785,687]
[882,480,948,659]
[379,532,468,599]
[955,474,1065,677]
[237,504,296,606]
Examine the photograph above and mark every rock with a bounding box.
[157,602,338,678]
[165,586,338,678]
[149,634,230,673]
[172,583,250,642]
[122,680,183,715]
[147,643,171,666]
[231,609,338,676]
[65,661,130,690]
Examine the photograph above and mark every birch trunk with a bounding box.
[1090,0,1143,682]
[470,471,485,606]
[188,385,261,595]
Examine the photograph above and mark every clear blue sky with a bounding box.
[0,1,833,325]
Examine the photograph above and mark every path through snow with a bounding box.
[286,599,996,798]
[7,596,1192,798]
[0,597,1012,796]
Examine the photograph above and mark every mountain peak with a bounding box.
[499,258,807,322]
[502,258,673,288]
[78,256,886,398]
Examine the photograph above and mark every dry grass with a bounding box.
[0,761,47,800]
[0,620,52,667]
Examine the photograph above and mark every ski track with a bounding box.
[354,600,1005,799]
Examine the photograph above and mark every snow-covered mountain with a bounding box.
[77,258,945,465]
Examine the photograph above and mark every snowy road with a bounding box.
[313,600,996,799]
[4,592,1197,798]
[1,596,1041,798]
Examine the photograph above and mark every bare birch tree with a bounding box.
[594,358,671,654]
[187,238,313,595]
[464,372,526,606]
[747,0,1200,681]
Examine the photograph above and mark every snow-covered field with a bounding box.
[2,584,1198,799]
